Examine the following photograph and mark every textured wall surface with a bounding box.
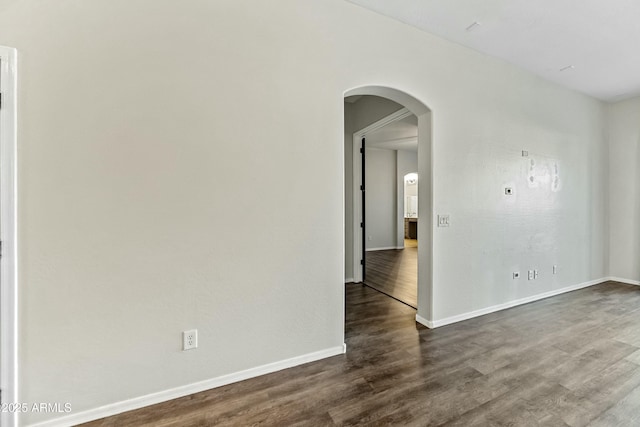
[365,147,397,250]
[608,97,640,281]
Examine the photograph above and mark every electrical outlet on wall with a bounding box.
[513,272,520,279]
[183,329,198,351]
[528,270,534,280]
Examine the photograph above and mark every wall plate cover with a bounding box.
[183,329,198,351]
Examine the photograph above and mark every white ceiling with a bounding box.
[346,0,640,102]
[366,115,418,152]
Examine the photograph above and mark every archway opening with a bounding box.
[343,86,433,324]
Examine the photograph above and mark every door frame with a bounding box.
[0,45,18,427]
[351,107,412,283]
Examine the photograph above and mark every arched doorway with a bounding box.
[344,86,433,324]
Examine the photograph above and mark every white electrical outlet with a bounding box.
[553,265,557,274]
[528,270,534,280]
[183,329,198,351]
[534,270,539,279]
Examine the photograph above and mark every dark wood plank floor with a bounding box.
[82,281,640,426]
[365,245,417,308]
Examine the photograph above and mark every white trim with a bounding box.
[607,277,640,286]
[345,277,355,283]
[344,86,430,116]
[415,314,434,329]
[28,345,346,427]
[365,246,405,252]
[0,46,18,427]
[352,108,411,284]
[352,131,362,283]
[416,278,606,329]
[377,136,417,145]
[357,108,412,136]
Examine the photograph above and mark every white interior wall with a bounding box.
[608,96,640,282]
[365,148,397,250]
[0,0,609,424]
[432,101,607,320]
[349,96,404,131]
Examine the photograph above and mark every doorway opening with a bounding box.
[0,45,18,427]
[352,106,419,307]
[344,86,433,322]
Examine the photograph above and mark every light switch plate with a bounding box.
[438,215,450,227]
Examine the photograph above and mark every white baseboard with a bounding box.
[345,277,355,283]
[28,344,347,427]
[415,314,434,329]
[607,276,640,286]
[416,278,606,329]
[366,246,404,252]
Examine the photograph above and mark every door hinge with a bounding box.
[359,147,364,154]
[360,222,364,228]
[360,185,364,191]
[360,259,364,265]
[0,92,3,109]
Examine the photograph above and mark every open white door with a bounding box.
[0,45,18,427]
